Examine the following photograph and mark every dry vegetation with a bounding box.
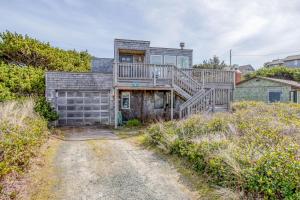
[0,99,49,199]
[145,101,300,199]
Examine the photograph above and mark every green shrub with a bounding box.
[0,100,49,179]
[144,101,300,199]
[245,66,300,82]
[126,119,141,127]
[0,31,91,72]
[34,97,59,122]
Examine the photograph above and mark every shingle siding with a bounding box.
[45,72,115,126]
[91,58,114,73]
[114,39,150,63]
[234,78,291,103]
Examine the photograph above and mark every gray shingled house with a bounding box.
[234,77,300,103]
[46,39,235,127]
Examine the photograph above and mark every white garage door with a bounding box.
[56,90,110,126]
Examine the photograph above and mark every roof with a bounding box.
[91,57,114,73]
[238,65,255,71]
[264,59,284,66]
[284,54,300,61]
[236,76,300,88]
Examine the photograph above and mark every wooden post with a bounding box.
[227,88,231,110]
[212,89,215,112]
[202,70,205,87]
[113,62,118,86]
[114,88,119,128]
[153,65,156,86]
[171,89,174,120]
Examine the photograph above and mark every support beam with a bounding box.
[114,88,119,128]
[171,89,174,120]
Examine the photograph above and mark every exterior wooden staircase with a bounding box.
[172,66,220,119]
[114,62,233,121]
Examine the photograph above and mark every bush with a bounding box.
[34,97,59,122]
[0,99,49,179]
[0,31,91,72]
[144,101,300,199]
[245,66,300,82]
[125,119,141,127]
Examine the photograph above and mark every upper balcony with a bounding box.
[113,62,235,90]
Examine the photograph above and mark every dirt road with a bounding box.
[44,127,198,200]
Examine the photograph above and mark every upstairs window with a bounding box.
[121,92,130,109]
[164,55,176,65]
[177,56,189,68]
[119,55,133,63]
[150,55,163,65]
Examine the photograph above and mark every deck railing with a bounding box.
[182,68,235,85]
[114,62,235,87]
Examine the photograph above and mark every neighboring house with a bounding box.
[234,77,300,103]
[237,65,255,75]
[264,55,300,68]
[46,39,235,127]
[264,59,284,67]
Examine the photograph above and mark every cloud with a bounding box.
[1,0,300,68]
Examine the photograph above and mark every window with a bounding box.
[121,92,130,109]
[164,55,176,65]
[268,90,282,103]
[119,55,133,63]
[150,55,162,65]
[290,91,298,103]
[154,92,165,109]
[177,56,189,68]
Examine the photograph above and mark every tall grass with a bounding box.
[0,99,49,180]
[145,101,300,199]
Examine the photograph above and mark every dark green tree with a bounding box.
[193,55,228,69]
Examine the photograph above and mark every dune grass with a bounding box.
[144,101,300,199]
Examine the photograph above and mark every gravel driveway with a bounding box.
[52,127,198,200]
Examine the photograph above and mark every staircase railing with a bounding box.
[179,88,215,118]
[172,66,202,96]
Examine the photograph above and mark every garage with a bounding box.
[56,90,110,126]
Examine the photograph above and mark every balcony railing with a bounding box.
[113,62,235,88]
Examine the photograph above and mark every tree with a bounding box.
[193,55,228,69]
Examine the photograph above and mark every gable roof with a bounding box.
[236,77,300,89]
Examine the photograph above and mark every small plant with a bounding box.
[34,97,59,122]
[125,119,141,127]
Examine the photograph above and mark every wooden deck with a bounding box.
[113,62,235,127]
[113,62,235,89]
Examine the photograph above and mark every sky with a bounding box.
[1,0,300,69]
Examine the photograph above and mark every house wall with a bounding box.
[46,72,115,125]
[234,78,291,103]
[284,60,300,68]
[91,57,113,73]
[119,90,184,123]
[114,39,151,64]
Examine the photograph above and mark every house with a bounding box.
[236,65,255,75]
[234,77,300,103]
[264,55,300,68]
[46,39,235,127]
[264,59,284,67]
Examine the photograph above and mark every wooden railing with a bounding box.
[173,66,202,96]
[180,88,215,118]
[182,68,235,85]
[114,62,173,86]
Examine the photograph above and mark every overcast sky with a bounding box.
[1,0,300,68]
